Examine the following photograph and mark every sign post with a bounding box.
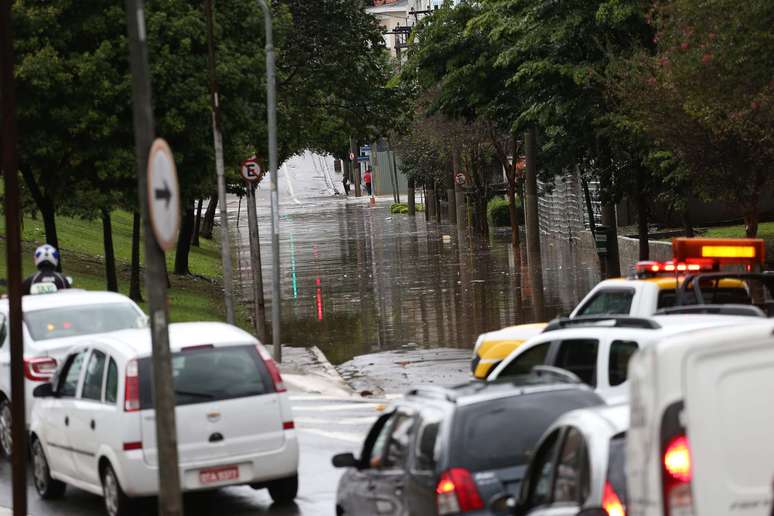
[1,4,28,514]
[241,156,267,341]
[124,1,183,513]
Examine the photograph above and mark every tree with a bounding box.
[613,0,774,236]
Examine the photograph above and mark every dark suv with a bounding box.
[332,377,604,515]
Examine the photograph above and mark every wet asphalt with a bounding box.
[0,395,380,515]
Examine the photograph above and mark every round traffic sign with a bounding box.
[147,139,180,252]
[455,172,466,186]
[349,152,356,161]
[241,156,263,183]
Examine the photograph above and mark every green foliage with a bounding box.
[389,203,424,214]
[487,196,522,227]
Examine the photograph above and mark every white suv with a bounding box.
[0,290,147,456]
[28,322,299,516]
[488,314,764,404]
[627,318,774,516]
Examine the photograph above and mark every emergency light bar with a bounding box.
[673,238,765,265]
[635,259,714,276]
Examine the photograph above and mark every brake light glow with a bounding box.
[603,481,626,516]
[23,357,58,382]
[664,435,692,483]
[256,345,286,393]
[436,468,484,515]
[124,359,140,412]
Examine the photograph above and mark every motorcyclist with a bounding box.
[22,244,70,295]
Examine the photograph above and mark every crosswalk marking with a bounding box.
[291,403,383,412]
[298,428,365,444]
[295,416,377,425]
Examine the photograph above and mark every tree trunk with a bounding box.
[192,198,203,247]
[38,201,61,270]
[524,128,545,320]
[602,203,621,278]
[101,208,118,292]
[174,204,196,275]
[200,190,218,240]
[426,187,435,220]
[407,177,416,216]
[129,211,143,302]
[682,206,695,238]
[506,182,521,253]
[472,191,489,236]
[744,192,760,237]
[636,175,649,260]
[434,183,442,224]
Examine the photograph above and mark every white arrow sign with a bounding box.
[147,139,181,252]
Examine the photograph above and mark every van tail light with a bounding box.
[124,359,140,412]
[283,421,295,430]
[662,434,693,515]
[256,345,286,393]
[123,441,142,451]
[603,481,626,516]
[24,357,58,382]
[436,467,484,515]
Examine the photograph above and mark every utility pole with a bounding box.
[256,0,282,362]
[453,147,466,228]
[205,0,235,325]
[124,2,183,515]
[1,4,28,514]
[525,128,545,321]
[246,183,267,341]
[351,137,361,197]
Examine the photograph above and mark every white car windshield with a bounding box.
[24,303,146,341]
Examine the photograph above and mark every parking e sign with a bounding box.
[241,156,263,183]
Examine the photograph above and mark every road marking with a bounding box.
[299,428,365,444]
[295,416,377,425]
[292,403,382,412]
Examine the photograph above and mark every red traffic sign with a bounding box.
[147,139,180,252]
[241,156,264,183]
[455,172,467,186]
[349,152,356,161]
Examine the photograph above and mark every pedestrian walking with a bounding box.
[342,173,350,196]
[364,168,373,196]
[22,244,71,295]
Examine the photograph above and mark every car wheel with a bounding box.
[101,463,131,516]
[0,399,13,457]
[268,474,298,504]
[32,438,65,499]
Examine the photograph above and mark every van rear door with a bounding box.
[138,344,286,467]
[684,332,774,516]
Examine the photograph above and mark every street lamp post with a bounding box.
[256,0,282,362]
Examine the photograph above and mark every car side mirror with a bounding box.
[489,494,518,515]
[332,452,358,469]
[33,383,54,398]
[577,509,608,516]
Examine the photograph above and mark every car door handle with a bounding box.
[90,420,95,430]
[64,416,69,426]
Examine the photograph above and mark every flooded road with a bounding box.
[234,152,599,365]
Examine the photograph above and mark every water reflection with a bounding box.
[236,195,599,365]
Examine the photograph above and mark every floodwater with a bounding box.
[233,152,599,365]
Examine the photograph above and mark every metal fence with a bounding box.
[537,172,602,240]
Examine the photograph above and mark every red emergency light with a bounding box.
[635,259,715,276]
[673,238,765,266]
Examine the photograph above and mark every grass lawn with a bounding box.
[0,210,251,331]
[702,222,774,241]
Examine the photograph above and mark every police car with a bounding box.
[472,238,768,379]
[0,290,147,457]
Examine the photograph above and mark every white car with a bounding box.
[487,314,764,404]
[29,322,299,516]
[627,318,774,516]
[0,290,147,456]
[510,403,629,516]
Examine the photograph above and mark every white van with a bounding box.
[627,319,774,516]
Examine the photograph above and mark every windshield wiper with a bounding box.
[174,389,214,399]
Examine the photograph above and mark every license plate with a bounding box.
[199,465,239,485]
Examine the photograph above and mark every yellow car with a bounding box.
[471,323,547,379]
